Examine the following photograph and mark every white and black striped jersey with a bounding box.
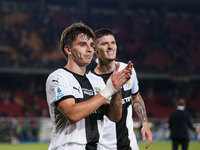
[46,68,105,150]
[87,62,140,150]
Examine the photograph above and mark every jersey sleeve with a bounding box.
[131,67,139,95]
[116,61,139,95]
[46,70,74,107]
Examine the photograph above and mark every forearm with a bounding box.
[102,90,122,122]
[187,119,196,131]
[132,93,148,123]
[132,93,153,148]
[58,94,106,124]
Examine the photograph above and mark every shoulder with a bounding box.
[116,61,127,70]
[46,68,73,87]
[87,70,95,78]
[169,110,177,116]
[170,110,175,114]
[47,68,66,80]
[86,70,104,81]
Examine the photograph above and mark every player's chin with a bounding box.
[85,59,92,65]
[107,58,115,62]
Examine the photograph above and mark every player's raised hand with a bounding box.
[141,122,153,149]
[99,61,133,100]
[111,61,133,91]
[195,126,200,133]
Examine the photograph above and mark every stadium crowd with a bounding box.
[0,0,200,117]
[1,0,200,73]
[0,0,200,143]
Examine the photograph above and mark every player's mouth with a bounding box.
[107,51,114,55]
[85,55,93,59]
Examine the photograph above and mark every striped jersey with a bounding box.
[46,68,105,150]
[87,62,140,150]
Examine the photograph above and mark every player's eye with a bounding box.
[90,43,94,47]
[101,42,107,45]
[111,41,116,44]
[79,43,85,47]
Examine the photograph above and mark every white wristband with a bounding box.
[99,78,118,100]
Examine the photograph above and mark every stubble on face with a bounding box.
[71,33,94,66]
[96,35,117,63]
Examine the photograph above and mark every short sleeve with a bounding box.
[46,70,74,107]
[131,67,139,95]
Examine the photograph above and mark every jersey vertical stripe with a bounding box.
[73,73,104,149]
[87,62,140,150]
[116,88,132,150]
[46,68,104,150]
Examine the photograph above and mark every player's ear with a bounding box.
[93,46,98,54]
[64,45,72,55]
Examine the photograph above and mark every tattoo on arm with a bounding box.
[102,90,122,118]
[132,93,148,123]
[110,90,122,117]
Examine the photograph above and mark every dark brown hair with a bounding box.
[94,28,114,41]
[60,22,94,59]
[177,98,186,106]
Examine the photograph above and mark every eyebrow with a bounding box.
[78,41,94,46]
[77,41,87,45]
[99,41,108,44]
[99,40,115,45]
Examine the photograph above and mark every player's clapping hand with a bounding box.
[111,61,133,91]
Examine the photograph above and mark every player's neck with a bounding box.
[94,60,115,74]
[65,61,86,76]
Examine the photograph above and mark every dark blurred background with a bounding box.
[0,0,200,142]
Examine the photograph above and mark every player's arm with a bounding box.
[132,92,148,123]
[101,90,122,122]
[132,92,152,149]
[102,61,133,122]
[57,94,107,124]
[186,114,200,133]
[57,62,132,124]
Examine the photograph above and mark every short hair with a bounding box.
[60,22,94,59]
[94,28,114,40]
[177,98,186,106]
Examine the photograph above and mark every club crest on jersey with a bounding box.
[94,87,101,94]
[123,80,131,91]
[125,80,130,87]
[56,87,64,100]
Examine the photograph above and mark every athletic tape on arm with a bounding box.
[99,78,118,100]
